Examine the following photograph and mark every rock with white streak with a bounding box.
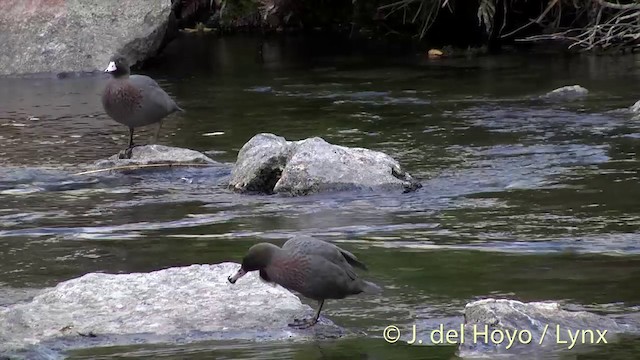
[0,263,343,355]
[91,144,219,169]
[541,85,589,101]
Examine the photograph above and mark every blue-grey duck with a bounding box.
[228,235,381,328]
[102,54,184,158]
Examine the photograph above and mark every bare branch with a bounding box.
[596,0,640,10]
[514,0,640,52]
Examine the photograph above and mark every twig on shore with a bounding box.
[72,163,215,176]
[596,0,640,11]
[514,0,640,52]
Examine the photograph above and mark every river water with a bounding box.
[1,35,639,359]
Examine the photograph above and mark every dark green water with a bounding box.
[1,35,640,359]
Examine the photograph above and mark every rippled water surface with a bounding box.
[1,35,640,359]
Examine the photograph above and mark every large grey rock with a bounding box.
[540,85,589,101]
[229,133,421,195]
[458,298,639,357]
[89,144,219,170]
[0,263,343,354]
[0,0,174,76]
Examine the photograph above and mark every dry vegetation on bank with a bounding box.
[173,0,640,52]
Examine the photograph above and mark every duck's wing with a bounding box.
[129,74,162,89]
[284,236,367,280]
[129,75,181,113]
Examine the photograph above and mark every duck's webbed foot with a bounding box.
[117,144,142,159]
[288,317,319,329]
[288,300,324,329]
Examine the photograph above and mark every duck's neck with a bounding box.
[112,73,130,80]
[264,244,284,261]
[271,246,286,260]
[110,67,130,79]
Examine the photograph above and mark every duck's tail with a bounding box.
[360,280,383,295]
[339,248,368,271]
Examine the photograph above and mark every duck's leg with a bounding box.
[152,120,163,144]
[288,300,324,328]
[118,127,136,159]
[128,126,135,148]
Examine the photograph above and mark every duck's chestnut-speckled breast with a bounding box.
[266,255,312,294]
[102,81,144,120]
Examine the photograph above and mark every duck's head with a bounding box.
[104,54,130,77]
[228,243,279,284]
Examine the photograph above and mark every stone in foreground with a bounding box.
[91,144,219,169]
[458,298,639,357]
[541,85,589,101]
[229,133,421,195]
[0,0,174,76]
[0,263,343,354]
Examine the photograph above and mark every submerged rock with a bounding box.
[541,85,589,101]
[458,298,639,357]
[229,133,421,195]
[0,0,175,76]
[0,263,343,354]
[90,144,219,170]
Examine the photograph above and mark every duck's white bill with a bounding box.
[104,61,117,72]
[228,268,247,284]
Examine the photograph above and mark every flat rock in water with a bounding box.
[458,298,640,357]
[91,145,219,169]
[540,85,589,101]
[0,263,344,354]
[0,0,174,76]
[229,133,421,195]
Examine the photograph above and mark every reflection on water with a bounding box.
[1,35,640,359]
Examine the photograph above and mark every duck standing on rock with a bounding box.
[228,235,381,328]
[102,54,184,159]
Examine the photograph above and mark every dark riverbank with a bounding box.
[1,33,640,358]
[176,0,640,53]
[2,0,636,77]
